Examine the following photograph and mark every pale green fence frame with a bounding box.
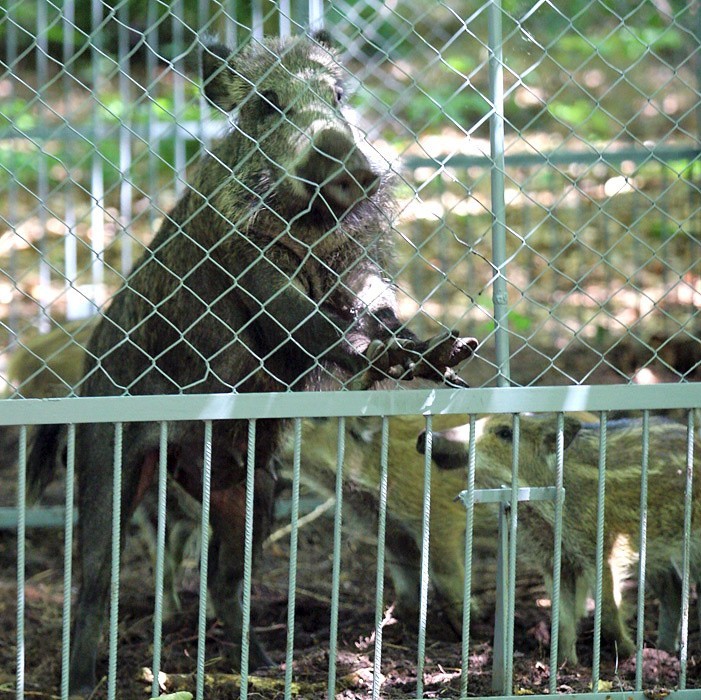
[5,384,701,700]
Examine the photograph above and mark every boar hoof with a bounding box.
[360,338,417,386]
[441,366,469,388]
[411,333,478,385]
[423,332,478,368]
[356,334,477,389]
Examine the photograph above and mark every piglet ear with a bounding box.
[201,42,248,112]
[418,422,472,471]
[311,29,335,49]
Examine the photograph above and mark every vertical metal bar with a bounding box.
[147,2,160,233]
[90,0,105,301]
[460,414,477,699]
[225,0,238,48]
[195,422,213,700]
[284,418,303,700]
[172,0,187,195]
[696,0,701,147]
[107,423,123,700]
[61,425,76,700]
[634,410,650,692]
[327,416,346,700]
[198,0,212,150]
[679,410,696,690]
[488,0,510,387]
[5,4,18,332]
[15,427,27,700]
[118,1,133,274]
[309,0,325,32]
[240,419,257,700]
[548,413,566,695]
[492,497,508,693]
[371,417,390,700]
[36,1,50,332]
[415,414,432,699]
[151,422,169,698]
[251,0,264,40]
[192,424,211,700]
[505,414,520,691]
[62,0,80,321]
[279,0,292,37]
[493,414,519,694]
[591,412,607,687]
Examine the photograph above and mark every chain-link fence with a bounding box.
[1,1,700,699]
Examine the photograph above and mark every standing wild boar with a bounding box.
[421,414,701,664]
[26,32,477,694]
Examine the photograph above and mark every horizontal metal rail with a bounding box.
[0,496,325,530]
[403,144,701,170]
[1,383,698,425]
[475,692,699,700]
[466,485,559,505]
[3,120,698,170]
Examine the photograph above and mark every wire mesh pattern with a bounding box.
[1,0,699,392]
[1,1,700,699]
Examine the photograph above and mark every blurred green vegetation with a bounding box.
[1,0,697,198]
[1,1,698,386]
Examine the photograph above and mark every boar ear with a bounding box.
[541,415,581,455]
[201,42,248,112]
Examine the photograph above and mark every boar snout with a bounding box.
[296,128,379,212]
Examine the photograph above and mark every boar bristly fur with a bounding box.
[425,414,701,664]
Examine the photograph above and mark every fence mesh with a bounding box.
[1,0,699,393]
[1,1,700,698]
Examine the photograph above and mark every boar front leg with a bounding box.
[543,568,586,665]
[207,464,277,670]
[358,333,478,389]
[600,563,635,658]
[234,248,477,387]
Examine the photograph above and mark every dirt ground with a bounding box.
[1,471,700,700]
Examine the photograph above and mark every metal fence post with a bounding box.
[463,485,561,696]
[488,0,511,387]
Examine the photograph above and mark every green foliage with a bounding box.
[546,100,616,140]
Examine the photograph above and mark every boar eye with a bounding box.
[333,85,344,104]
[260,90,282,113]
[494,426,513,442]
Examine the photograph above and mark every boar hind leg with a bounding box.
[70,426,156,694]
[208,466,276,669]
[652,568,682,652]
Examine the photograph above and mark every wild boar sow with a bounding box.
[27,33,476,694]
[422,414,701,664]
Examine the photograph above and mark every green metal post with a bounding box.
[488,0,511,386]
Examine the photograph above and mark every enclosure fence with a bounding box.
[1,0,700,699]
